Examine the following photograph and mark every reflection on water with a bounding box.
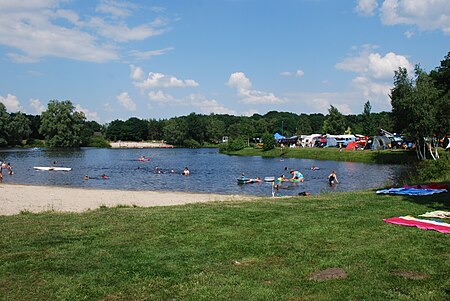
[0,148,410,197]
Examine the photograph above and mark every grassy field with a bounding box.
[223,147,419,164]
[1,188,449,300]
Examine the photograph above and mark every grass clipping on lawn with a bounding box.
[1,189,449,300]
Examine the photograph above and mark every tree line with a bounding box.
[0,52,448,156]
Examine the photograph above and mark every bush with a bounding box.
[89,136,111,148]
[183,139,201,148]
[220,137,246,152]
[261,133,276,151]
[415,153,450,182]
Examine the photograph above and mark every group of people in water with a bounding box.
[0,161,13,183]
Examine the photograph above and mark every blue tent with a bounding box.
[274,133,285,140]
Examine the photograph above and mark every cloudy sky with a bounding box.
[0,0,448,122]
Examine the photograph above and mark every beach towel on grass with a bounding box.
[384,216,450,233]
[419,211,450,219]
[376,188,447,196]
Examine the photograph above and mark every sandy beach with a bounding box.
[0,184,258,216]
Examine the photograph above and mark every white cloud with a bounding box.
[86,17,165,43]
[356,0,450,34]
[116,92,136,111]
[29,98,45,114]
[226,72,252,91]
[103,102,114,112]
[148,90,175,103]
[367,52,412,79]
[130,65,144,80]
[75,104,100,122]
[96,0,136,18]
[227,72,284,104]
[286,91,362,114]
[134,72,199,90]
[184,94,237,115]
[0,93,23,112]
[280,69,305,77]
[127,47,174,60]
[146,91,236,115]
[296,70,305,77]
[335,45,413,111]
[355,0,379,16]
[336,47,413,79]
[0,0,169,63]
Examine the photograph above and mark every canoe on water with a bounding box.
[34,166,72,171]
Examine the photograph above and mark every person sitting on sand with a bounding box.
[328,171,339,185]
[290,170,304,182]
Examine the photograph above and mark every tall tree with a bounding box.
[323,105,346,135]
[362,100,375,136]
[0,103,10,146]
[8,112,31,146]
[163,118,188,145]
[105,119,125,141]
[430,52,450,136]
[390,67,413,133]
[39,100,86,147]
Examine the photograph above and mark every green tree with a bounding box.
[105,119,125,141]
[163,118,188,146]
[148,119,164,141]
[362,100,375,136]
[39,100,86,147]
[390,67,413,133]
[323,105,346,134]
[123,117,148,141]
[8,112,31,146]
[205,114,226,144]
[430,52,450,136]
[261,132,276,151]
[0,103,10,146]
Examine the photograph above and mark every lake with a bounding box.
[0,148,408,197]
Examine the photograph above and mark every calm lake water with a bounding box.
[0,148,408,196]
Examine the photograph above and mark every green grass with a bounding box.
[223,147,418,164]
[1,189,449,300]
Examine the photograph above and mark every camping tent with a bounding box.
[274,133,285,140]
[364,136,392,150]
[345,141,358,150]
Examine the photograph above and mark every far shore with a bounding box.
[0,184,258,216]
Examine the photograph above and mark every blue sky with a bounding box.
[0,0,449,123]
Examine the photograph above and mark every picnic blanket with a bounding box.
[376,188,447,196]
[384,216,450,233]
[403,183,449,190]
[419,211,450,219]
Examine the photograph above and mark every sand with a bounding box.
[0,184,258,216]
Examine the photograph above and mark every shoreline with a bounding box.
[0,184,258,216]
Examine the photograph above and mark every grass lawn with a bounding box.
[1,188,449,300]
[223,147,418,164]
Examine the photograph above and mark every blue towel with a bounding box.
[376,188,447,196]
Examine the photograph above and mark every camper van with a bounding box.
[334,135,356,147]
[301,134,322,147]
